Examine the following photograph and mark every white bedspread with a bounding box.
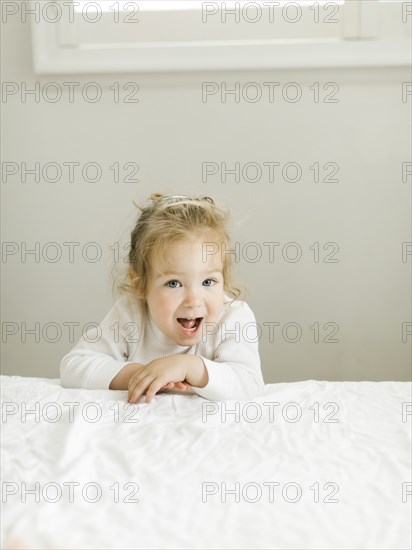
[1,375,411,550]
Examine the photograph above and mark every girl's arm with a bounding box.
[189,300,265,401]
[109,362,142,390]
[60,297,139,390]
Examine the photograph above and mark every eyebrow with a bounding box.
[156,270,222,279]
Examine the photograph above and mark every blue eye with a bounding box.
[166,280,181,288]
[203,279,216,287]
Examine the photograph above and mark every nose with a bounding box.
[183,287,202,309]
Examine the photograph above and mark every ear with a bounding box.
[127,268,143,297]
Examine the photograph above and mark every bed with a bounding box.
[1,375,411,550]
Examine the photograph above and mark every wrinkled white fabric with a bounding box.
[1,376,411,550]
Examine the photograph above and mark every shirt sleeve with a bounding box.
[191,300,265,401]
[59,296,138,389]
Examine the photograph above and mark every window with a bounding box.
[29,1,411,73]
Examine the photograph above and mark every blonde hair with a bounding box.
[112,193,246,306]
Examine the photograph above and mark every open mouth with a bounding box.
[176,317,203,334]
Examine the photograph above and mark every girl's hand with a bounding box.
[161,381,192,391]
[128,356,188,404]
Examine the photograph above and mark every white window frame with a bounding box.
[30,1,412,74]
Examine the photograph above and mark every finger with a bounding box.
[173,382,188,391]
[162,382,175,389]
[145,379,167,404]
[128,375,154,404]
[128,369,149,393]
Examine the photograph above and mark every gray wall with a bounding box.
[2,13,411,383]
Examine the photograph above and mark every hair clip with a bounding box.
[158,195,192,205]
[157,195,215,207]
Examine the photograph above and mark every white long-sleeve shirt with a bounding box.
[60,294,265,401]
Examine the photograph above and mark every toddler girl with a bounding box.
[60,193,265,403]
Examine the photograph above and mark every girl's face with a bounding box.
[146,233,225,346]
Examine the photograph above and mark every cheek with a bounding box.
[156,292,178,313]
[147,290,166,315]
[211,290,224,310]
